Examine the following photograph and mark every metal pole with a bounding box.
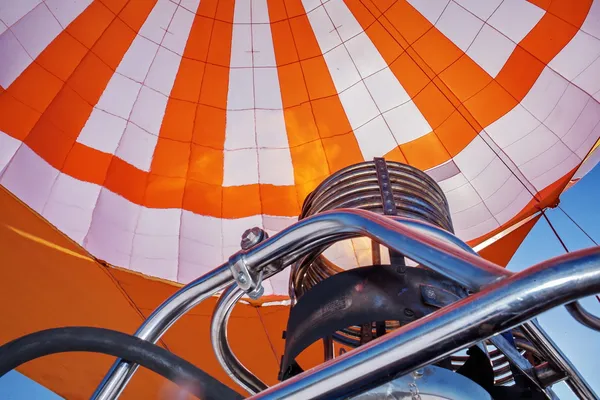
[250,248,600,400]
[92,263,234,399]
[211,285,268,394]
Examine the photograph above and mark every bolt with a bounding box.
[404,308,415,317]
[425,287,436,299]
[412,369,424,378]
[240,227,267,250]
[248,284,264,300]
[237,271,248,285]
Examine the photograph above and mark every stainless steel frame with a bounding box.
[250,247,600,400]
[92,209,598,399]
[211,285,268,395]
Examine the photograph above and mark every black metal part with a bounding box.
[279,265,468,378]
[373,157,405,266]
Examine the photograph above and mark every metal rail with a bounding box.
[211,285,268,395]
[93,209,596,399]
[249,248,600,400]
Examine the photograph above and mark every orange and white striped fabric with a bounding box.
[1,0,599,295]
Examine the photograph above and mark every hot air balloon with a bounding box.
[1,0,600,398]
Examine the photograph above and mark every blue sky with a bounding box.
[1,164,600,398]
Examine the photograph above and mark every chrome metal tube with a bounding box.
[245,209,510,291]
[250,248,600,400]
[211,285,268,394]
[92,263,234,399]
[521,320,597,399]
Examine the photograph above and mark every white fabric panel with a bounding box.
[544,84,590,138]
[162,4,196,55]
[353,115,398,160]
[180,211,223,247]
[178,239,223,275]
[256,109,289,148]
[233,0,251,23]
[384,102,432,144]
[582,0,600,40]
[322,45,361,92]
[305,6,342,53]
[129,86,169,135]
[364,68,411,113]
[454,135,495,180]
[452,202,494,232]
[116,36,160,83]
[406,0,449,24]
[488,0,545,44]
[323,0,363,42]
[252,24,277,67]
[338,82,380,127]
[454,0,501,20]
[80,0,198,166]
[437,171,468,192]
[305,0,429,157]
[223,149,260,186]
[228,68,254,110]
[131,208,182,281]
[0,131,20,174]
[139,0,178,44]
[456,215,500,241]
[86,192,138,267]
[485,104,541,148]
[0,20,6,36]
[78,109,128,154]
[145,47,182,97]
[10,3,61,60]
[0,0,42,27]
[225,110,256,150]
[549,30,600,82]
[504,124,560,166]
[42,174,101,244]
[45,0,92,28]
[470,157,513,201]
[254,68,283,109]
[522,67,569,122]
[531,153,580,191]
[115,123,159,171]
[436,1,484,52]
[520,141,573,186]
[224,0,293,187]
[467,24,516,77]
[222,215,263,250]
[301,0,321,14]
[259,148,295,184]
[575,121,600,158]
[252,0,270,24]
[574,56,600,100]
[493,187,533,225]
[345,32,388,78]
[445,182,482,214]
[0,30,32,88]
[230,24,253,68]
[0,145,58,213]
[137,207,181,236]
[95,74,143,119]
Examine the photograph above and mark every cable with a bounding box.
[558,205,598,246]
[0,327,243,400]
[542,211,600,331]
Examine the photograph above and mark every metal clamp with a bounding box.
[230,253,264,300]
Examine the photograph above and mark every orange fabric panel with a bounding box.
[478,215,541,267]
[468,166,579,247]
[0,186,174,399]
[0,185,319,398]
